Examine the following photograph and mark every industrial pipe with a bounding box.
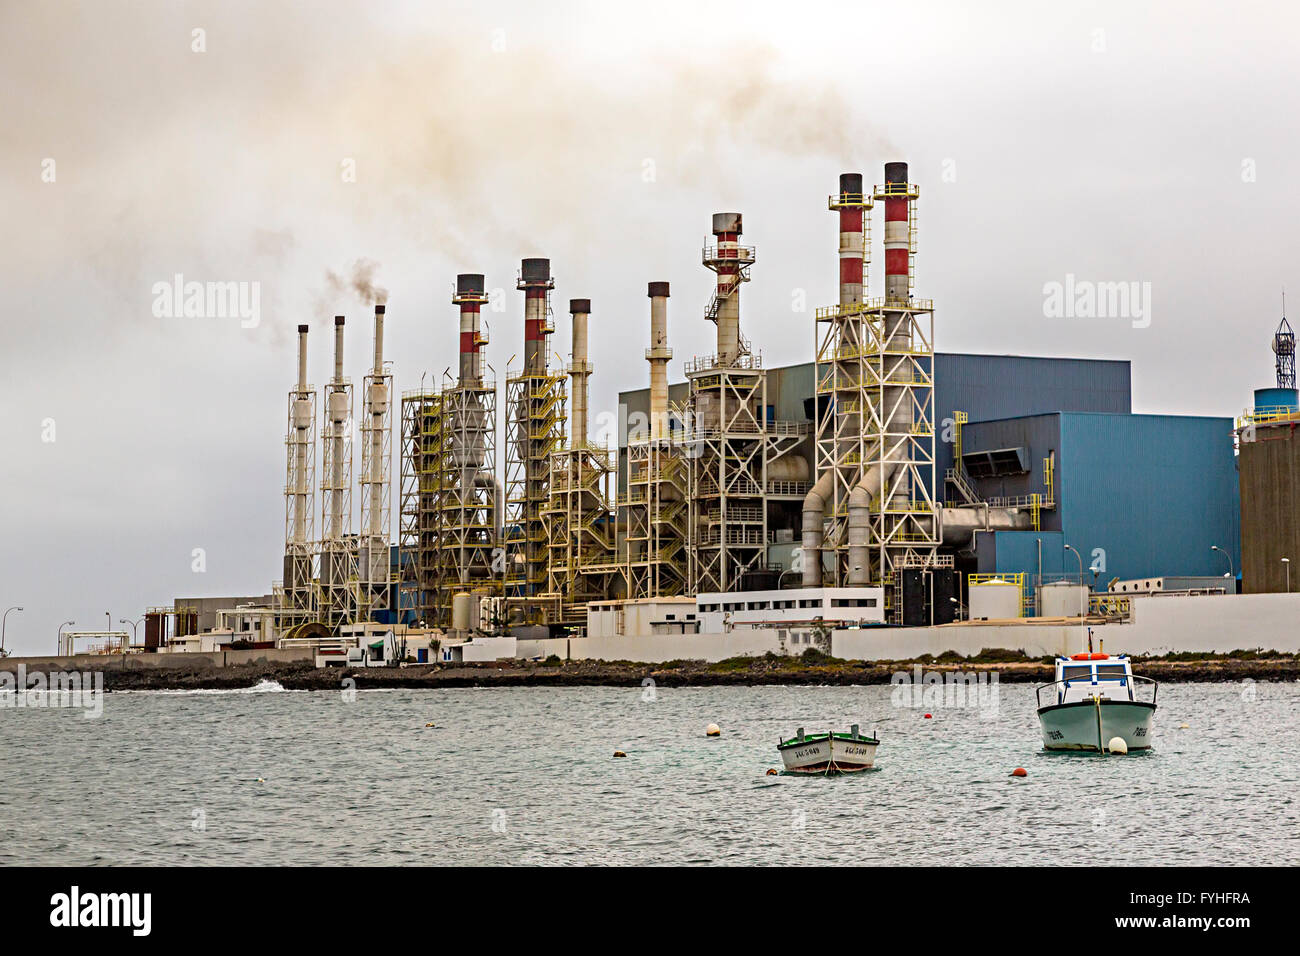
[569,298,591,444]
[711,213,743,365]
[454,274,487,388]
[647,282,671,441]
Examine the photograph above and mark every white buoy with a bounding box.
[1107,736,1128,755]
[705,723,721,737]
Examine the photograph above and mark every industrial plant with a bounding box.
[133,162,1300,661]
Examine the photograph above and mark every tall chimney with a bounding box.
[709,213,744,364]
[291,324,311,546]
[519,258,554,373]
[454,274,488,387]
[646,282,672,440]
[882,162,912,303]
[367,304,388,540]
[836,173,865,308]
[326,316,348,543]
[296,324,309,393]
[568,298,592,444]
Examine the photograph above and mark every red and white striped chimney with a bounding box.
[881,162,913,303]
[836,173,865,308]
[519,258,554,374]
[453,274,488,387]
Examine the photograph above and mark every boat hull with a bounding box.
[1037,700,1156,752]
[778,736,878,774]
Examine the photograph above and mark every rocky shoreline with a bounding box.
[72,652,1300,692]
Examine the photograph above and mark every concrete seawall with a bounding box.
[0,647,314,674]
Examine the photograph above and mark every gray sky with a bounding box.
[2,0,1296,654]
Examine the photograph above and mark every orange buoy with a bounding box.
[613,750,627,758]
[765,768,778,776]
[1010,767,1027,777]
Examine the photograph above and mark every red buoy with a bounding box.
[924,713,932,719]
[1010,767,1027,777]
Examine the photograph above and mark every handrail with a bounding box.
[1034,674,1158,708]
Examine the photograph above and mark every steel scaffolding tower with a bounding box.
[811,176,874,587]
[866,166,942,619]
[542,299,617,622]
[319,316,356,628]
[685,214,808,594]
[398,389,441,628]
[504,259,567,623]
[622,436,690,597]
[281,324,318,623]
[357,305,393,623]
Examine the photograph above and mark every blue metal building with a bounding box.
[961,412,1241,589]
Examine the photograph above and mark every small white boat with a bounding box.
[777,724,879,775]
[1036,653,1157,753]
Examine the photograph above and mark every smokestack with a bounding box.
[647,282,672,440]
[454,274,488,387]
[367,304,388,540]
[882,162,912,303]
[372,304,386,376]
[291,324,312,547]
[518,258,554,373]
[836,173,866,308]
[709,213,744,364]
[568,299,592,444]
[326,316,348,546]
[296,324,309,392]
[332,316,345,383]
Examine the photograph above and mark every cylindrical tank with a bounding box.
[451,592,475,631]
[1253,386,1298,414]
[968,579,1021,620]
[1038,582,1090,618]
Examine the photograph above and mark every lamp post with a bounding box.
[57,620,75,657]
[1064,544,1086,618]
[1283,557,1291,593]
[120,618,141,651]
[1211,545,1233,579]
[1,606,23,657]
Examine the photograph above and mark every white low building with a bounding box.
[586,597,698,637]
[695,587,886,633]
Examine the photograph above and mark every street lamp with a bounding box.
[57,620,75,657]
[120,618,141,651]
[1283,557,1291,593]
[1064,544,1086,618]
[1,606,23,657]
[1211,545,1233,579]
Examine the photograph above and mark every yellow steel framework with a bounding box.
[622,432,690,599]
[542,437,617,623]
[504,369,567,622]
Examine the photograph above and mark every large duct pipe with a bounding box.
[519,258,553,374]
[569,298,591,443]
[454,274,487,387]
[846,463,900,585]
[939,505,1033,547]
[710,213,743,364]
[647,282,672,441]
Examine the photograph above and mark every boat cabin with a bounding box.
[1050,654,1137,705]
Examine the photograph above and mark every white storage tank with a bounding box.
[969,579,1021,620]
[1038,581,1090,618]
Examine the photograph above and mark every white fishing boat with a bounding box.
[1036,651,1157,753]
[777,724,879,775]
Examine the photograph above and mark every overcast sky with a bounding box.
[1,0,1296,654]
